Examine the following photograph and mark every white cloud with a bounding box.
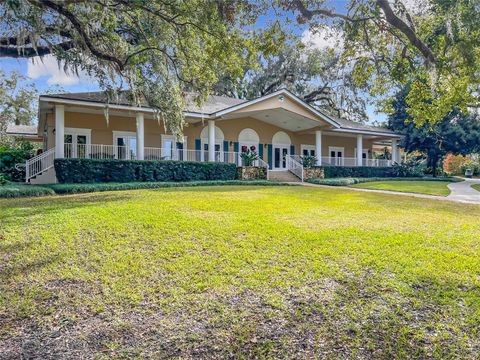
[301,27,344,53]
[27,55,94,86]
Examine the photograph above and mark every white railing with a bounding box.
[257,158,269,180]
[319,157,392,167]
[25,147,55,182]
[286,155,304,182]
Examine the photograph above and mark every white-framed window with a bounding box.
[113,131,137,160]
[354,148,369,165]
[301,144,316,157]
[64,127,91,158]
[272,131,291,170]
[161,135,187,161]
[328,146,344,166]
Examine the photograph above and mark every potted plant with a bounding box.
[240,145,258,166]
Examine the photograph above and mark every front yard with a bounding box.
[1,186,479,358]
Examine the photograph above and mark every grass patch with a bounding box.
[0,183,55,198]
[351,180,454,196]
[472,184,480,192]
[1,186,479,357]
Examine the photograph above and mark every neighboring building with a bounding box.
[26,89,402,183]
[5,124,43,143]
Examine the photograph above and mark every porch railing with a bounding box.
[286,155,304,182]
[25,147,55,182]
[319,157,392,167]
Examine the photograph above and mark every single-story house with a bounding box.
[26,89,402,183]
[5,124,43,143]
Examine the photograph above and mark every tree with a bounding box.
[388,86,480,176]
[0,71,38,142]
[214,42,368,122]
[0,1,279,134]
[277,0,480,126]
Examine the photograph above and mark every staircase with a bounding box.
[25,148,57,184]
[268,170,302,183]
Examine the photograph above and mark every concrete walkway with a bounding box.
[300,179,480,205]
[447,178,480,204]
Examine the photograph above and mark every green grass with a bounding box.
[472,184,480,192]
[1,186,479,358]
[351,180,453,196]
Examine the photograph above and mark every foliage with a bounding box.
[215,41,367,122]
[321,165,422,178]
[46,180,289,195]
[54,158,238,183]
[240,145,258,166]
[443,154,468,175]
[306,176,455,187]
[460,159,480,176]
[0,173,7,185]
[0,183,54,198]
[1,186,479,357]
[0,1,280,135]
[277,0,480,126]
[0,141,35,182]
[388,85,480,176]
[301,155,317,168]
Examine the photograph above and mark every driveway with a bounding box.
[447,178,480,204]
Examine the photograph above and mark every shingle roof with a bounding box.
[41,91,395,135]
[43,91,247,114]
[6,124,38,135]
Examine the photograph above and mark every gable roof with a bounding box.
[6,124,38,135]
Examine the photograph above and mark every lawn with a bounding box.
[1,186,479,358]
[472,184,480,192]
[351,180,453,196]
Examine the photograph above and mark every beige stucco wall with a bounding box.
[45,109,376,164]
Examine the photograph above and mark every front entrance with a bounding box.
[273,145,289,170]
[329,147,344,166]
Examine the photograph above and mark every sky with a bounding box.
[0,0,385,123]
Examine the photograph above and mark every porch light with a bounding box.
[278,95,285,102]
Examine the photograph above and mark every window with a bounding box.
[64,128,91,158]
[113,132,137,160]
[161,135,187,160]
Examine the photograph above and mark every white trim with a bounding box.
[328,146,345,166]
[272,144,290,170]
[63,127,92,159]
[64,127,92,136]
[301,144,316,156]
[330,128,401,138]
[214,89,340,128]
[113,131,137,160]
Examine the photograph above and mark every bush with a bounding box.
[0,184,55,198]
[46,180,290,194]
[54,158,238,183]
[443,154,467,175]
[460,159,480,176]
[0,173,7,185]
[321,164,423,178]
[306,177,458,187]
[0,142,36,182]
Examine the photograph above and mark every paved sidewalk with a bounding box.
[447,178,480,204]
[301,179,480,205]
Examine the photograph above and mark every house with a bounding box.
[5,124,43,143]
[26,89,402,183]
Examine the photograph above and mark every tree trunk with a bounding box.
[429,152,438,178]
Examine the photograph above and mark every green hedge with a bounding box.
[54,159,238,183]
[306,177,459,186]
[0,184,55,198]
[0,143,36,182]
[46,180,292,194]
[321,164,422,178]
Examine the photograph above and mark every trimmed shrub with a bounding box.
[443,154,467,175]
[306,177,459,186]
[0,142,36,182]
[46,180,291,195]
[54,158,238,183]
[0,184,55,198]
[321,163,423,178]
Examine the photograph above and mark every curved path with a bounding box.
[301,179,480,205]
[447,178,480,204]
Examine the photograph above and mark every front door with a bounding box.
[116,136,137,160]
[65,134,88,158]
[273,146,289,170]
[203,143,222,162]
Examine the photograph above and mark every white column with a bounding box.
[208,120,215,161]
[136,113,144,160]
[55,104,65,158]
[315,130,322,166]
[391,139,398,163]
[356,134,363,166]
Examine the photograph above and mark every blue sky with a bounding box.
[0,0,385,123]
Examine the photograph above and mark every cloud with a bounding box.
[301,27,344,52]
[27,55,95,86]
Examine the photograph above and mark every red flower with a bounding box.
[250,145,256,151]
[241,145,248,152]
